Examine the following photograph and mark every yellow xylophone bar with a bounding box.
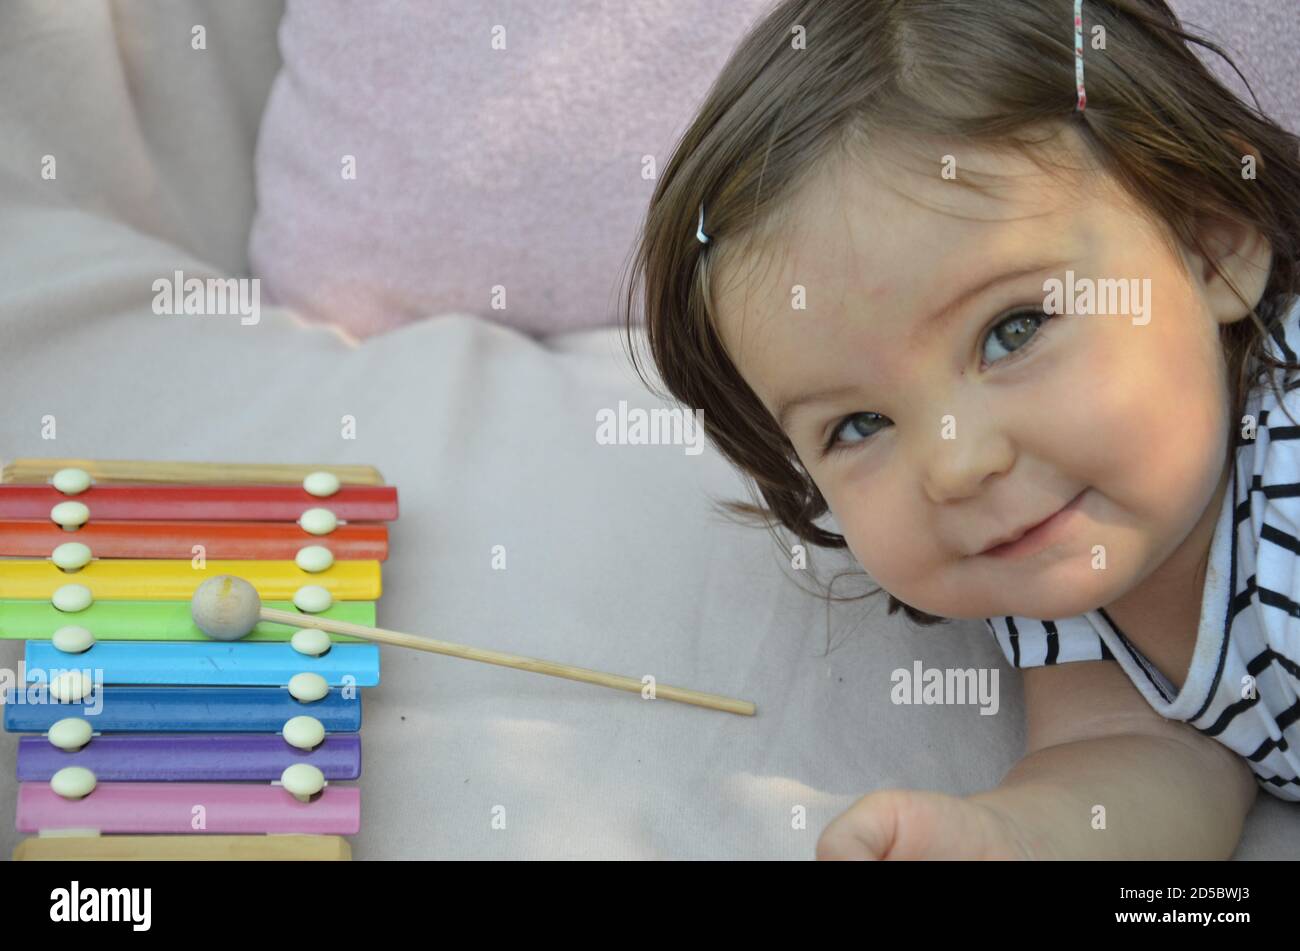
[0,559,381,600]
[1,458,385,485]
[13,835,352,861]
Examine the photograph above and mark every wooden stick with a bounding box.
[260,607,756,717]
[0,459,384,485]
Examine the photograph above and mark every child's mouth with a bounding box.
[979,489,1089,559]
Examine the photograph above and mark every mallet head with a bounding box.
[191,575,262,641]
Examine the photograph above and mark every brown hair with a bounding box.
[619,0,1300,627]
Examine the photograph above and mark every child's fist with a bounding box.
[816,788,1035,860]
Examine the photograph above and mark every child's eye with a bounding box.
[981,308,1056,364]
[820,308,1058,456]
[824,411,889,453]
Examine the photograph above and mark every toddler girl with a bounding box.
[622,0,1300,859]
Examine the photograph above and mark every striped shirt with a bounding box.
[985,295,1300,802]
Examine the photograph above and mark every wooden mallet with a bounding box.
[190,575,755,716]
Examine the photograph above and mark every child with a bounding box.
[621,0,1300,858]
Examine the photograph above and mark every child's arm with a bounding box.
[816,660,1258,860]
[967,660,1259,859]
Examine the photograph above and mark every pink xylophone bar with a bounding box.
[17,782,360,834]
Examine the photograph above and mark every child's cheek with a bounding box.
[838,485,933,591]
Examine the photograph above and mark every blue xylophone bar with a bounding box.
[25,641,381,687]
[2,685,363,732]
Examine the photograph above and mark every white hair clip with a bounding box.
[1074,0,1088,112]
[696,203,710,244]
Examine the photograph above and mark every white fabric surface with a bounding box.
[0,0,1296,859]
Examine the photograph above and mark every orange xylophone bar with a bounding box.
[0,519,389,560]
[0,484,398,521]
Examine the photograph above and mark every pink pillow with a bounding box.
[249,0,776,339]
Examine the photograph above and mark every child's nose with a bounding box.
[913,410,1016,506]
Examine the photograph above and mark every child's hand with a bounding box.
[816,789,1037,860]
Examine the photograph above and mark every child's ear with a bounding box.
[1190,213,1273,326]
[1191,136,1274,327]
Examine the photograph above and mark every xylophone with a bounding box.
[0,457,398,860]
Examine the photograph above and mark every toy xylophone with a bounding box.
[0,458,398,860]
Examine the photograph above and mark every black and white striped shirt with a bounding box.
[986,296,1300,803]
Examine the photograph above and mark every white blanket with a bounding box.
[0,0,1295,859]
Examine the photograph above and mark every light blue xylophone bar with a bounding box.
[2,685,363,732]
[26,641,380,687]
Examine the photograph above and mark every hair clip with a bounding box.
[696,203,710,244]
[1074,0,1088,112]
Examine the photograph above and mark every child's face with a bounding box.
[713,127,1254,621]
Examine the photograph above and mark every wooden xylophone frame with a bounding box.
[0,458,399,860]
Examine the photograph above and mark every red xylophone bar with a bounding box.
[0,484,398,521]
